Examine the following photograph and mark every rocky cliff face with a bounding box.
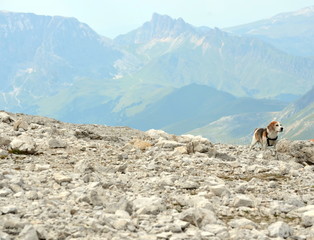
[0,111,313,239]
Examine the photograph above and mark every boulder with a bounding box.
[268,221,292,238]
[48,138,67,148]
[53,173,72,184]
[179,208,217,228]
[146,129,173,140]
[133,196,165,215]
[0,149,9,159]
[0,112,14,123]
[13,119,29,131]
[301,210,314,227]
[131,139,152,151]
[9,135,36,154]
[18,225,39,240]
[233,195,254,208]
[277,139,314,164]
[0,136,11,146]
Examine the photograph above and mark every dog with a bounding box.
[250,121,283,152]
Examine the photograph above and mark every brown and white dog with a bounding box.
[250,121,284,151]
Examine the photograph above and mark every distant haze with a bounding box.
[1,0,314,38]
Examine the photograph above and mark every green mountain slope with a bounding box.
[279,86,314,139]
[281,103,314,139]
[123,84,287,134]
[187,86,314,143]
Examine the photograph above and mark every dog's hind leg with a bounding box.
[249,136,258,150]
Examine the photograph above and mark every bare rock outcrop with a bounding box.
[0,111,313,239]
[277,139,314,164]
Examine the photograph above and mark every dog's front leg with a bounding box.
[273,143,278,159]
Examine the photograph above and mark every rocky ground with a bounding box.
[0,110,314,240]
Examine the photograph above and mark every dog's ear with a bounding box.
[267,121,276,132]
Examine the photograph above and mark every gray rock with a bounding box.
[0,112,14,123]
[229,228,268,240]
[301,210,314,227]
[106,197,133,215]
[174,146,188,154]
[1,205,18,214]
[233,194,254,208]
[202,224,229,239]
[179,208,217,228]
[48,138,67,148]
[0,149,9,158]
[210,184,229,197]
[170,219,190,233]
[25,191,39,200]
[270,201,296,215]
[18,225,39,240]
[157,140,184,149]
[268,221,292,238]
[0,231,11,240]
[2,216,25,234]
[115,210,130,219]
[53,172,72,184]
[277,139,314,164]
[146,129,173,140]
[13,119,29,131]
[111,219,129,230]
[0,136,11,146]
[228,218,258,229]
[34,164,50,171]
[133,196,165,215]
[0,188,13,197]
[178,180,199,190]
[9,135,36,154]
[189,196,214,210]
[74,159,95,173]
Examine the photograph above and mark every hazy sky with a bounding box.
[1,0,314,38]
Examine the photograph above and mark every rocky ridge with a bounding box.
[0,111,313,240]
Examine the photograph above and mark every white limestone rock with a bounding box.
[233,194,254,208]
[13,119,29,131]
[301,210,314,227]
[53,172,72,184]
[179,208,217,227]
[267,221,292,238]
[48,138,67,148]
[9,135,36,154]
[133,196,166,215]
[0,112,14,123]
[18,225,39,240]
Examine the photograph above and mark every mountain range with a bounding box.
[226,6,314,57]
[0,7,313,143]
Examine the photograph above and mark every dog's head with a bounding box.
[267,121,284,133]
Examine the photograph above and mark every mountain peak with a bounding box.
[142,13,192,39]
[115,13,194,44]
[150,13,186,25]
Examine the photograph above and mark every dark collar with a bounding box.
[266,134,278,146]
